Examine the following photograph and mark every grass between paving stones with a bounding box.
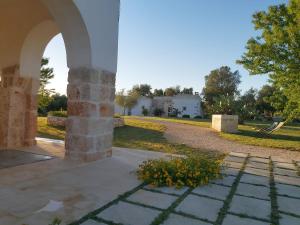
[293,161,300,176]
[149,188,194,225]
[269,157,280,225]
[214,155,249,225]
[68,183,147,225]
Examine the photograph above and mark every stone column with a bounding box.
[65,67,115,161]
[0,65,38,149]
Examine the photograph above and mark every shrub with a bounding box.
[137,155,223,188]
[114,114,121,118]
[182,114,190,118]
[142,107,149,116]
[48,111,67,118]
[153,108,164,117]
[194,115,202,119]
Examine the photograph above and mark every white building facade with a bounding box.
[115,94,203,118]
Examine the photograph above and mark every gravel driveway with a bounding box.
[140,118,300,162]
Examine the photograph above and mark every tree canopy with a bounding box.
[237,0,300,120]
[202,66,241,114]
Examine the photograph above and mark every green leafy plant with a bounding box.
[49,218,61,225]
[194,115,202,119]
[48,111,67,118]
[182,114,190,118]
[142,106,149,116]
[137,155,223,188]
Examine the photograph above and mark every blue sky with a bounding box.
[44,0,288,95]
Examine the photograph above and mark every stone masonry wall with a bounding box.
[65,67,115,161]
[0,65,38,149]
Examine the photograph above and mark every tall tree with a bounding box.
[38,58,55,115]
[181,87,194,95]
[132,84,152,97]
[153,89,164,96]
[202,66,241,114]
[115,89,139,115]
[164,86,181,96]
[256,85,276,117]
[237,0,300,120]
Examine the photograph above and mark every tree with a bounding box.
[202,66,241,115]
[164,86,181,96]
[47,94,67,112]
[132,84,152,97]
[38,58,55,115]
[181,87,194,95]
[153,89,164,96]
[115,89,139,115]
[237,88,258,121]
[237,0,300,120]
[256,85,276,117]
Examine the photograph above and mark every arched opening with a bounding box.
[0,0,120,162]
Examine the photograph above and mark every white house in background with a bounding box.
[115,94,203,118]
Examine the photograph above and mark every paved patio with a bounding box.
[72,152,300,225]
[1,140,300,225]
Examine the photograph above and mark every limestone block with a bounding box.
[212,114,238,133]
[47,116,66,127]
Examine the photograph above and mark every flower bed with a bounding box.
[137,155,223,188]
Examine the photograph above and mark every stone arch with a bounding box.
[0,0,120,161]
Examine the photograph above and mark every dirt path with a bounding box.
[139,118,300,161]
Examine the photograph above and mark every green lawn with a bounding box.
[128,116,300,151]
[38,116,300,152]
[221,121,300,151]
[38,117,65,140]
[37,117,221,157]
[128,116,211,128]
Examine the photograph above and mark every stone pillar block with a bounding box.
[0,66,38,149]
[212,114,238,133]
[65,67,116,162]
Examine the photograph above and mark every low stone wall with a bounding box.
[114,117,125,127]
[47,116,125,128]
[212,114,238,133]
[47,116,66,127]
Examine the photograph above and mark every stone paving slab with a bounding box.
[240,174,270,187]
[221,167,240,176]
[192,184,231,200]
[236,182,270,200]
[212,175,236,186]
[224,156,245,163]
[246,161,269,170]
[279,213,300,225]
[229,195,271,220]
[222,214,269,225]
[224,161,243,169]
[81,220,106,225]
[144,185,188,195]
[276,183,300,198]
[274,167,298,177]
[175,194,223,222]
[275,174,300,186]
[161,213,211,225]
[277,196,300,216]
[275,162,296,170]
[127,189,177,209]
[244,167,270,177]
[249,157,269,164]
[97,201,160,225]
[229,152,248,158]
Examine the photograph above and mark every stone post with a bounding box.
[65,68,115,161]
[0,65,38,149]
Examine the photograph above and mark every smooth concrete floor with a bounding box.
[0,140,168,225]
